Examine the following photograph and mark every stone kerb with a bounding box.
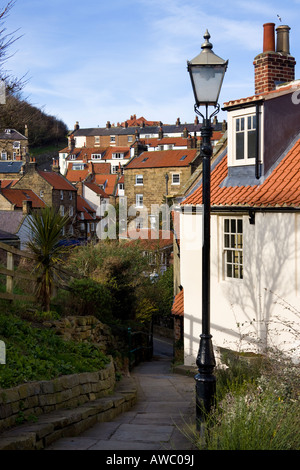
[0,357,115,433]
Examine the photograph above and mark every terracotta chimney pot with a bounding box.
[263,23,275,52]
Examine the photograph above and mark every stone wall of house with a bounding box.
[124,166,193,210]
[0,357,115,433]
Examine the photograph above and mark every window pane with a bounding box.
[240,117,244,131]
[227,263,232,278]
[231,219,236,233]
[224,219,229,232]
[224,234,230,248]
[248,130,256,159]
[237,219,243,233]
[237,234,243,248]
[236,133,244,159]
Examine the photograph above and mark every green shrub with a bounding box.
[0,312,110,388]
[68,278,113,320]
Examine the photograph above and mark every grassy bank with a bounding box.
[0,306,110,389]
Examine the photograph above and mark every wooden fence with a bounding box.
[0,241,37,302]
[0,241,80,303]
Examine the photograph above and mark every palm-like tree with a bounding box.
[26,206,70,311]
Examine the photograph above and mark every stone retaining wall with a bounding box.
[42,315,114,351]
[0,357,115,433]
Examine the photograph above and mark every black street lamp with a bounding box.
[187,30,228,429]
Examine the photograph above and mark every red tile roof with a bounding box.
[223,80,300,109]
[171,289,184,317]
[103,147,130,159]
[125,149,198,169]
[77,195,98,220]
[38,171,77,191]
[66,162,111,182]
[84,182,109,198]
[91,174,118,196]
[2,188,46,208]
[0,180,18,188]
[183,138,300,208]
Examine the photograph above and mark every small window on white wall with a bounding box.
[223,218,243,279]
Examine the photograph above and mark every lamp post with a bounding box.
[187,30,228,430]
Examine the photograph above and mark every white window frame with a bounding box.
[135,174,143,185]
[110,135,116,143]
[60,190,64,200]
[69,206,74,216]
[172,173,180,185]
[227,106,263,167]
[13,141,20,149]
[136,194,143,208]
[112,152,124,159]
[73,163,84,170]
[223,217,243,280]
[91,153,102,160]
[60,205,65,216]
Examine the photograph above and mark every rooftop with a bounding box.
[183,136,300,209]
[125,149,199,170]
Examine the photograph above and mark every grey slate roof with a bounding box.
[0,228,19,241]
[0,129,27,140]
[0,211,27,234]
[0,161,25,173]
[72,122,224,137]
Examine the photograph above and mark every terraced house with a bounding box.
[124,148,201,230]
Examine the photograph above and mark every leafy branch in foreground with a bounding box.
[26,206,70,311]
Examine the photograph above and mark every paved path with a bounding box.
[46,336,197,451]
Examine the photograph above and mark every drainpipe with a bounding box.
[255,104,260,179]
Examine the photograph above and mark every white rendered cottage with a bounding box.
[178,23,300,365]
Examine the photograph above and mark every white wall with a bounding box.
[180,210,300,366]
[17,215,33,250]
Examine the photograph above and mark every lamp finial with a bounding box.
[201,30,213,50]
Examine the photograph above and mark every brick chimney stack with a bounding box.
[253,23,296,95]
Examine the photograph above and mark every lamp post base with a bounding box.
[195,334,216,430]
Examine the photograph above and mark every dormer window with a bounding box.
[92,153,102,160]
[73,163,84,170]
[227,105,263,169]
[112,152,124,159]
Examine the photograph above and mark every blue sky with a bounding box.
[3,0,300,130]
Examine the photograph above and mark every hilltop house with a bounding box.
[66,116,226,151]
[0,128,29,162]
[177,22,300,365]
[59,146,131,177]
